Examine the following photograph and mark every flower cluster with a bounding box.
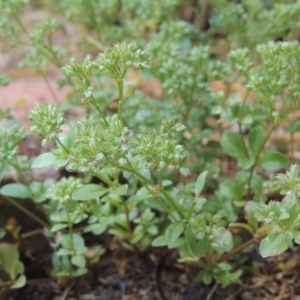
[62,55,94,79]
[67,114,130,172]
[275,164,300,197]
[189,213,225,241]
[95,42,150,81]
[29,104,65,146]
[0,126,26,164]
[247,41,300,98]
[228,48,252,74]
[47,177,83,204]
[255,201,281,225]
[62,55,95,104]
[47,177,87,224]
[131,118,189,175]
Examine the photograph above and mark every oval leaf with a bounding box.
[259,232,289,258]
[195,171,208,197]
[249,126,264,157]
[0,183,31,199]
[111,184,128,196]
[185,227,208,257]
[11,275,26,289]
[165,222,184,242]
[221,130,248,162]
[152,235,168,247]
[31,152,57,168]
[72,184,108,200]
[71,255,86,268]
[84,223,107,235]
[258,152,288,171]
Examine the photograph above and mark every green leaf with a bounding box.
[221,130,248,162]
[131,226,144,244]
[244,201,259,230]
[220,180,242,199]
[167,237,185,249]
[152,235,168,247]
[72,184,108,200]
[229,223,254,235]
[165,222,184,242]
[0,183,31,199]
[0,163,9,182]
[73,267,87,277]
[56,248,72,256]
[258,152,288,170]
[11,275,26,289]
[194,171,208,197]
[51,223,68,232]
[61,233,85,250]
[0,228,6,239]
[71,255,86,268]
[108,228,127,237]
[185,227,208,257]
[111,184,128,196]
[84,223,107,235]
[294,231,300,244]
[14,261,24,275]
[259,232,290,258]
[212,230,233,252]
[0,243,20,277]
[249,126,264,157]
[31,152,57,168]
[202,272,212,285]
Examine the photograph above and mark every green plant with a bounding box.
[26,39,300,289]
[4,0,300,293]
[0,243,26,289]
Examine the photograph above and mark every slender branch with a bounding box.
[37,69,59,104]
[55,137,69,153]
[91,169,114,187]
[2,195,49,228]
[247,105,300,198]
[90,96,109,127]
[120,164,184,219]
[217,235,264,263]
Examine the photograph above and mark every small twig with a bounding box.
[21,228,44,239]
[205,283,218,300]
[60,280,75,300]
[217,235,264,263]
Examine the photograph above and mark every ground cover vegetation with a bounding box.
[1,0,300,298]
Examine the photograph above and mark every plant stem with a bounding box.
[117,79,124,119]
[37,69,59,104]
[92,169,114,187]
[120,164,184,220]
[55,137,69,153]
[13,161,32,190]
[90,96,109,127]
[247,105,300,198]
[2,195,49,228]
[186,201,196,221]
[66,211,74,276]
[284,205,300,231]
[217,234,265,263]
[117,68,127,119]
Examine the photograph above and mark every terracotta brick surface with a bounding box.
[0,76,69,125]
